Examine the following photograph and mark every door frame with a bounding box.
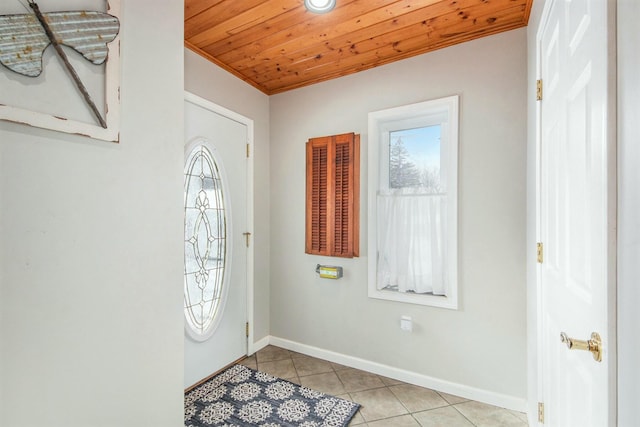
[533,0,618,425]
[617,2,640,424]
[184,91,256,355]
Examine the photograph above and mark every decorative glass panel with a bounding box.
[184,144,227,338]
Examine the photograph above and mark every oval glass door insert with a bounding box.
[184,143,228,340]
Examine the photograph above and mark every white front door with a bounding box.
[184,94,249,387]
[538,0,615,425]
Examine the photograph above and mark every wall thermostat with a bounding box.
[315,264,343,279]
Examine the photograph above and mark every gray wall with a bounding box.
[617,0,639,424]
[269,29,528,400]
[0,1,184,425]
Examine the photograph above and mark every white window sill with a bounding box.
[368,287,458,309]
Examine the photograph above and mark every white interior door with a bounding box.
[538,0,615,425]
[184,95,248,388]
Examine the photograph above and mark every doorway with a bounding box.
[183,92,254,388]
[536,0,616,425]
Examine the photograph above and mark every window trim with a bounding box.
[367,96,459,309]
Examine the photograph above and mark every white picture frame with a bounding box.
[0,0,121,143]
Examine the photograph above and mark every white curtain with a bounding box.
[377,189,447,295]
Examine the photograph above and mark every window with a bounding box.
[184,142,230,340]
[368,96,458,308]
[306,132,360,258]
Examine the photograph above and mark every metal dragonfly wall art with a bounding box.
[0,1,120,131]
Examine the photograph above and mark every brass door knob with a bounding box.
[560,332,602,362]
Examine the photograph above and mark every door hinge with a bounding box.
[538,402,545,423]
[536,79,543,101]
[243,232,251,248]
[245,322,249,338]
[537,242,544,263]
[246,143,250,158]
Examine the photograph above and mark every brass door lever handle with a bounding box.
[560,332,602,362]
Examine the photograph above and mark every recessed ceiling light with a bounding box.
[304,0,336,13]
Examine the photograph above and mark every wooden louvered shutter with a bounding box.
[306,133,360,258]
[307,138,329,254]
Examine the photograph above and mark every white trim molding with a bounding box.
[0,0,121,142]
[250,335,271,355]
[367,96,459,309]
[265,336,526,412]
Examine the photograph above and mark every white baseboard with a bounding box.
[249,335,270,355]
[266,335,527,413]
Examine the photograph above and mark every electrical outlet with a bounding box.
[400,315,412,332]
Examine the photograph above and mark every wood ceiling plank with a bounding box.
[196,7,312,56]
[228,0,515,72]
[184,0,533,94]
[215,0,438,66]
[186,0,301,46]
[198,0,362,56]
[280,6,523,77]
[295,0,528,68]
[255,4,527,93]
[265,26,517,93]
[185,0,267,40]
[185,0,225,21]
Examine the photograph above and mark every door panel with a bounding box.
[184,97,248,388]
[538,0,614,425]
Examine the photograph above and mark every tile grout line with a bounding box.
[293,353,367,426]
[289,352,301,381]
[253,347,527,427]
[385,384,417,421]
[450,403,480,427]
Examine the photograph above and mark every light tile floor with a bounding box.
[240,346,529,427]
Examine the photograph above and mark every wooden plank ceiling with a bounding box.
[185,0,532,95]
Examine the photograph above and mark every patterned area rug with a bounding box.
[185,364,360,427]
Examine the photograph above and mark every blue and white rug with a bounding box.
[185,364,360,427]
